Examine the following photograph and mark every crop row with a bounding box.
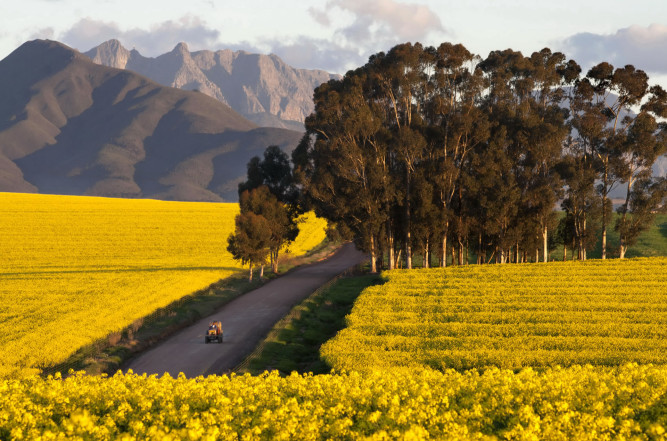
[3,365,667,440]
[322,258,667,371]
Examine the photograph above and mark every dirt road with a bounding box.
[125,243,366,377]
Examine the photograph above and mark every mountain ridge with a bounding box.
[85,39,340,131]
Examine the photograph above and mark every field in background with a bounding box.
[0,192,326,377]
[322,258,667,372]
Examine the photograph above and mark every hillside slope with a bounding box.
[0,40,302,201]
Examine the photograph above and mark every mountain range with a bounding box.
[85,39,340,131]
[0,40,303,202]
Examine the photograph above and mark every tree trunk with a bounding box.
[260,265,264,279]
[457,239,464,266]
[248,264,253,282]
[370,235,377,273]
[563,244,567,262]
[542,225,548,263]
[441,232,448,268]
[395,249,402,269]
[601,162,608,260]
[388,231,395,270]
[464,238,469,265]
[424,239,430,268]
[618,179,633,259]
[271,250,279,273]
[405,170,412,270]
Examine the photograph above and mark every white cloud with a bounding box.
[269,0,448,73]
[308,7,331,27]
[50,0,447,73]
[562,24,667,74]
[266,38,366,73]
[331,0,445,42]
[59,16,220,55]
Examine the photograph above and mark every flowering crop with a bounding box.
[0,193,326,378]
[322,258,667,372]
[3,365,667,440]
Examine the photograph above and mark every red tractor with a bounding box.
[205,320,223,343]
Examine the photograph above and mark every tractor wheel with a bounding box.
[205,337,209,344]
[218,335,223,343]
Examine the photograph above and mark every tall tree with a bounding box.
[369,43,432,269]
[239,186,298,273]
[298,70,388,272]
[427,42,488,267]
[614,86,667,257]
[525,49,578,262]
[576,63,654,259]
[227,210,272,281]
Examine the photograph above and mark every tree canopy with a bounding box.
[294,42,667,271]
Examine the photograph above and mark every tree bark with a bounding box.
[618,179,633,259]
[260,265,264,279]
[601,159,610,260]
[388,231,395,270]
[370,235,377,273]
[464,238,469,265]
[542,225,548,263]
[441,232,448,268]
[405,169,412,270]
[248,264,253,282]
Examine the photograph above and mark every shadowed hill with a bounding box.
[0,40,302,201]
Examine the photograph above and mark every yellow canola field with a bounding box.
[3,365,667,440]
[322,258,667,372]
[0,192,326,378]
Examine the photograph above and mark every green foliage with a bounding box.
[226,210,272,279]
[299,41,667,270]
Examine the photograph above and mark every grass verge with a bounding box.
[235,271,381,375]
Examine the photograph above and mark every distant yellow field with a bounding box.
[0,192,326,378]
[322,258,667,372]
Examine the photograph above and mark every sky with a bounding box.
[2,0,667,87]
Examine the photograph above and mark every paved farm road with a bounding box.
[125,243,366,377]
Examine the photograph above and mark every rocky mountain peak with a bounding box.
[172,42,190,55]
[85,40,341,131]
[85,39,131,69]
